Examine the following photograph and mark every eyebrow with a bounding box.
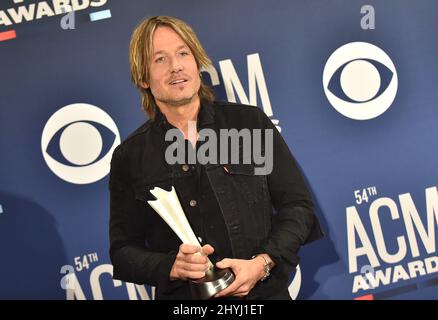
[153,44,189,56]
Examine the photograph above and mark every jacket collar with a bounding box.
[154,100,215,130]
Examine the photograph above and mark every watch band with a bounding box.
[252,254,271,281]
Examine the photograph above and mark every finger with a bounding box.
[233,285,252,297]
[235,292,250,297]
[201,244,215,256]
[179,244,200,254]
[214,279,242,298]
[184,253,208,264]
[182,262,210,272]
[182,270,206,280]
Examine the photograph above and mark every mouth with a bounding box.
[169,79,188,85]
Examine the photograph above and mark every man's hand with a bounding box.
[170,244,214,281]
[214,256,267,298]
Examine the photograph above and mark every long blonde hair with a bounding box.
[129,16,214,119]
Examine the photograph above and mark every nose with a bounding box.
[170,56,183,73]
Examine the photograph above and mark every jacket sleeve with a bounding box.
[254,109,324,276]
[108,145,184,292]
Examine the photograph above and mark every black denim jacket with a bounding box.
[109,101,324,299]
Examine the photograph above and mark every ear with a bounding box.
[141,82,149,89]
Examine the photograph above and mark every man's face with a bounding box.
[146,26,201,107]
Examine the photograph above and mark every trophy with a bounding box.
[147,186,235,299]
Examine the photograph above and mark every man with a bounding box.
[109,15,323,300]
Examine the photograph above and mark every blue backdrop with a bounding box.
[1,0,437,299]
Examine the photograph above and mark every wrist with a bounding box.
[251,254,273,281]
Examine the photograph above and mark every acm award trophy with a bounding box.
[147,186,235,300]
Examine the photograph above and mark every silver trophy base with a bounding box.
[189,267,235,300]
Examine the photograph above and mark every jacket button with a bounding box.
[182,164,189,172]
[190,200,197,207]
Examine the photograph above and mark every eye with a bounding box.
[179,50,190,57]
[41,103,120,184]
[323,42,398,120]
[155,56,166,63]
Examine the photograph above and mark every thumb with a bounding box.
[201,244,215,256]
[216,258,233,269]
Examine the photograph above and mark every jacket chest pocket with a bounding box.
[133,174,174,203]
[223,164,262,204]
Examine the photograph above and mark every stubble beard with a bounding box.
[156,91,198,107]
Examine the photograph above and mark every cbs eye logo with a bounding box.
[323,42,398,120]
[41,103,120,184]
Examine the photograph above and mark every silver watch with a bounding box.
[252,254,271,281]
